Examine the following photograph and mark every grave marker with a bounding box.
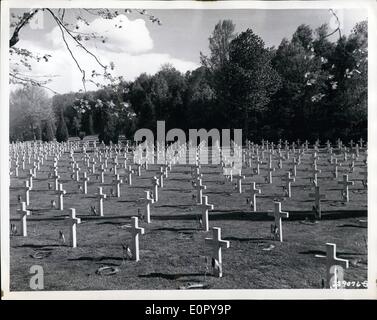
[66,208,81,248]
[205,227,230,278]
[268,202,289,242]
[338,174,354,202]
[309,186,326,219]
[57,183,66,211]
[315,243,349,289]
[113,174,123,198]
[248,182,261,212]
[18,202,29,237]
[126,217,145,261]
[98,187,106,216]
[198,195,214,232]
[283,172,295,198]
[144,190,154,223]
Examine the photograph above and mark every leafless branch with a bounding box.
[325,9,342,39]
[10,9,40,47]
[46,9,107,69]
[50,11,87,91]
[10,72,59,94]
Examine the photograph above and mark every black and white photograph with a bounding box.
[1,0,376,299]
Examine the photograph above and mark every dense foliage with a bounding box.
[10,20,367,144]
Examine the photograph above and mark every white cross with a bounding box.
[126,217,145,261]
[277,152,285,169]
[57,183,66,211]
[255,157,263,175]
[91,159,96,174]
[27,169,35,189]
[291,157,298,176]
[283,172,295,198]
[98,165,106,183]
[315,243,349,289]
[73,164,81,182]
[136,163,142,176]
[23,180,30,206]
[144,190,154,223]
[152,176,159,202]
[198,195,214,231]
[195,178,206,204]
[311,164,321,186]
[249,182,261,212]
[268,202,289,242]
[309,186,326,219]
[125,165,134,186]
[18,202,29,237]
[82,172,90,194]
[98,187,106,216]
[234,173,245,193]
[51,170,60,191]
[266,164,275,184]
[332,158,339,178]
[112,174,122,198]
[66,208,81,248]
[191,166,202,180]
[205,227,230,278]
[338,174,354,202]
[157,169,164,188]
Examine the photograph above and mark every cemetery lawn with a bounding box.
[9,152,367,290]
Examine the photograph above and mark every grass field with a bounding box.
[9,146,368,290]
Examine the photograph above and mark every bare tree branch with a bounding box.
[10,8,162,93]
[327,9,342,39]
[10,73,59,94]
[50,11,87,91]
[46,9,107,69]
[10,9,40,47]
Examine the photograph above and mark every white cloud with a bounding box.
[11,39,199,95]
[11,14,198,95]
[46,14,153,54]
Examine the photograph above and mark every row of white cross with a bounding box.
[11,138,367,287]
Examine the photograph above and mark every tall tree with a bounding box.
[269,24,331,140]
[56,111,69,142]
[200,20,237,71]
[10,86,55,141]
[220,29,281,140]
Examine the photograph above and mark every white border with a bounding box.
[1,0,376,300]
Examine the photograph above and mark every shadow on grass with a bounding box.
[167,178,192,182]
[10,209,367,223]
[138,272,207,280]
[17,244,61,249]
[163,189,192,193]
[68,256,123,262]
[28,208,54,213]
[223,236,267,242]
[299,250,366,256]
[96,221,126,225]
[116,200,138,203]
[155,204,192,209]
[205,191,232,196]
[153,227,198,233]
[151,209,367,221]
[337,224,367,229]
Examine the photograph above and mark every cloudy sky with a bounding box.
[10,8,367,95]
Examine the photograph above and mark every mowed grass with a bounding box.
[9,147,368,290]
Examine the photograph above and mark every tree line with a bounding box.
[10,20,367,144]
